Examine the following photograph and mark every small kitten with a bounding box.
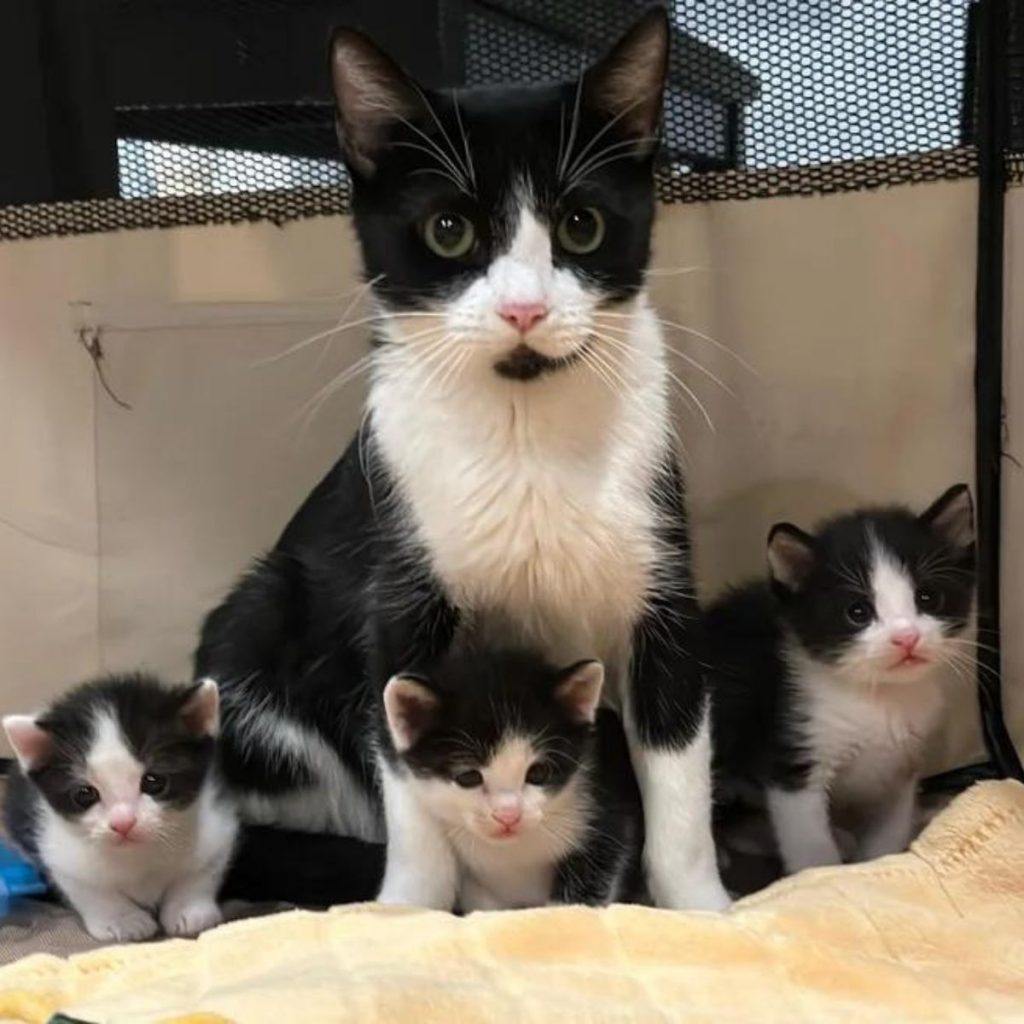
[3,674,238,941]
[382,649,642,911]
[707,484,976,876]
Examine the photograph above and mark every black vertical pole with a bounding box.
[974,0,1024,780]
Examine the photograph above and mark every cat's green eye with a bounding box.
[556,207,605,255]
[453,769,483,788]
[423,212,476,259]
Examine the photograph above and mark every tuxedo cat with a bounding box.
[383,648,642,910]
[3,675,237,940]
[707,485,976,874]
[196,9,728,910]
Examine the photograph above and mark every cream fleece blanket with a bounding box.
[1,780,1023,1024]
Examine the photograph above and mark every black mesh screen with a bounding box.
[0,0,1018,238]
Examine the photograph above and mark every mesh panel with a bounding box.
[0,0,1017,239]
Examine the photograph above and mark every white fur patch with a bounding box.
[627,710,730,910]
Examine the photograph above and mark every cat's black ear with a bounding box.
[180,679,220,737]
[584,7,670,146]
[329,28,425,176]
[767,523,817,593]
[3,715,52,771]
[554,660,604,725]
[383,675,440,752]
[919,484,975,552]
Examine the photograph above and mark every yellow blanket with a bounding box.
[2,780,1023,1024]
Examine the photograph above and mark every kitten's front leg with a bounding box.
[855,776,918,862]
[627,612,730,911]
[160,872,224,937]
[53,872,158,942]
[376,760,458,910]
[766,782,842,873]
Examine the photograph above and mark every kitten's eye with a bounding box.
[453,769,483,789]
[140,773,167,797]
[72,784,99,810]
[846,601,873,626]
[525,762,552,786]
[422,212,476,259]
[556,207,605,255]
[916,587,943,612]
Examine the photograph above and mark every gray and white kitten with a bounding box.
[3,674,237,941]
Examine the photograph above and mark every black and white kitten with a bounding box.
[707,485,976,875]
[383,649,642,910]
[3,674,237,940]
[196,9,728,911]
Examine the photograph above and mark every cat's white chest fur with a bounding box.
[798,665,945,802]
[371,302,668,680]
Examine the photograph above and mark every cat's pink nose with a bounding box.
[491,805,522,828]
[498,302,548,334]
[109,809,137,837]
[890,628,921,652]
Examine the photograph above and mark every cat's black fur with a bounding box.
[707,487,977,795]
[4,673,217,854]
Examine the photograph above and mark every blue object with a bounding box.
[0,839,47,916]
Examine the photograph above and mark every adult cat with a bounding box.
[196,9,728,911]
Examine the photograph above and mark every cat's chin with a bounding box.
[492,341,590,382]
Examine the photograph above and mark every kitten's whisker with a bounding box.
[564,134,658,193]
[561,95,649,183]
[645,266,714,278]
[393,142,471,194]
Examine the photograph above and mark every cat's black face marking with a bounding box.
[394,649,595,795]
[25,674,215,819]
[493,340,592,381]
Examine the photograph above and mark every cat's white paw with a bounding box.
[650,872,733,912]
[160,898,223,937]
[84,907,159,942]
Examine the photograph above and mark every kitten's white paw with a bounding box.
[160,898,223,937]
[84,908,159,942]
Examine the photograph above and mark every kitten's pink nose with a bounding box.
[498,302,548,334]
[890,628,921,653]
[491,805,522,828]
[109,808,137,837]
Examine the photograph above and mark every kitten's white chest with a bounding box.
[802,672,944,802]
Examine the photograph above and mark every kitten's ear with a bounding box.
[584,7,670,146]
[329,28,424,176]
[767,523,817,593]
[554,660,605,725]
[180,679,220,737]
[3,715,52,771]
[920,484,975,552]
[383,676,440,753]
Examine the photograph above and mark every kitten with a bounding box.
[196,9,728,912]
[3,674,237,941]
[382,648,642,910]
[707,485,976,875]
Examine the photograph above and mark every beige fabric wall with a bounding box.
[1,179,1018,774]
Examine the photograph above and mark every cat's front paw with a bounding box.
[649,872,733,912]
[160,898,223,937]
[84,907,159,942]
